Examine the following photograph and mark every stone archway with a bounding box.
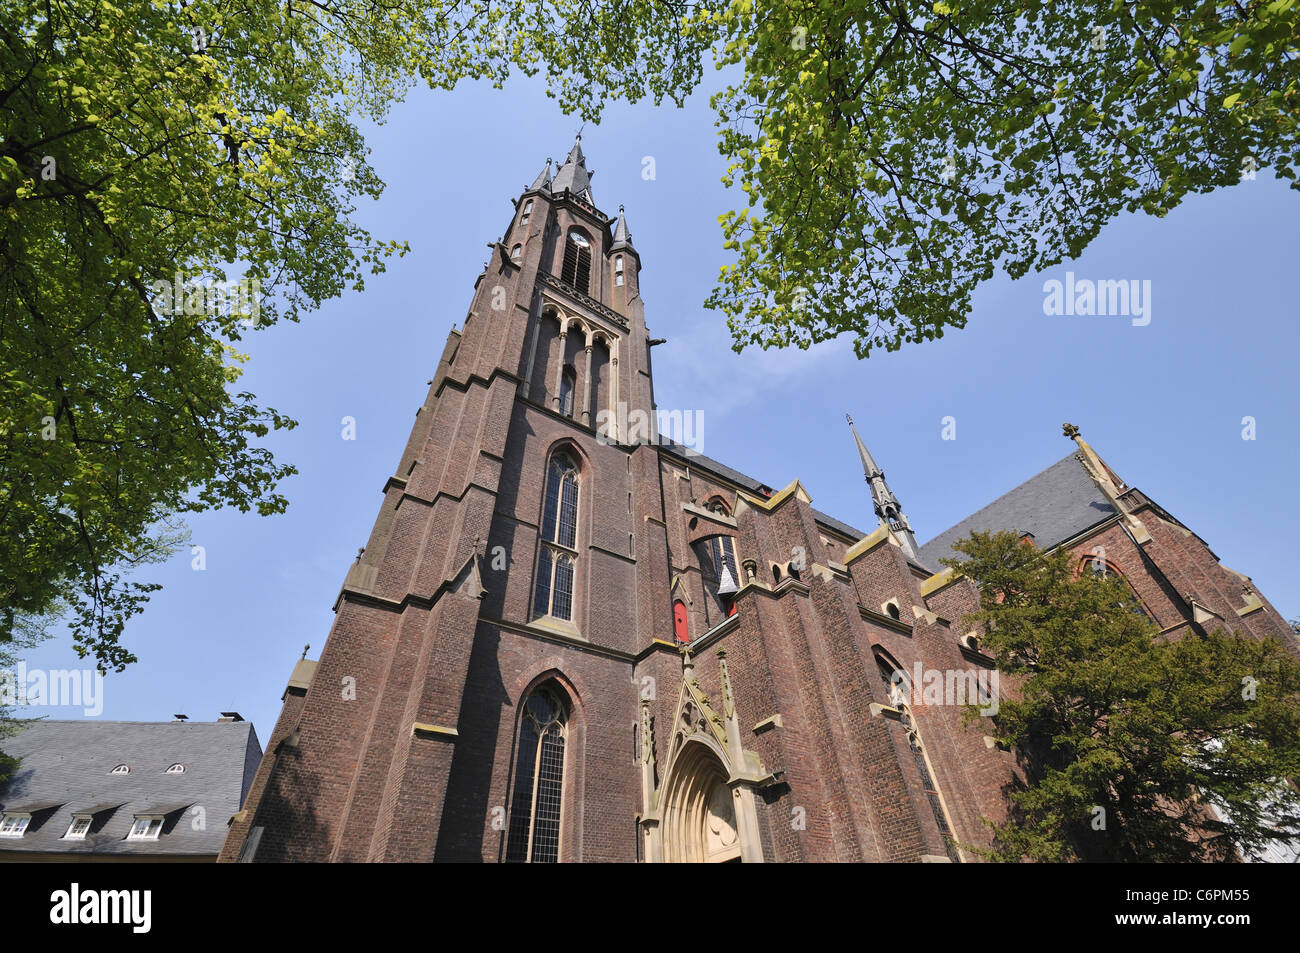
[660,741,743,863]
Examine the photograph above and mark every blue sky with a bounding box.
[18,71,1300,742]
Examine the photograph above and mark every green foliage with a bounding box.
[430,1,1299,357]
[942,531,1300,862]
[0,1,425,668]
[701,1,1300,356]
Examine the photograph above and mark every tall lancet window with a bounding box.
[505,686,568,862]
[559,366,576,418]
[520,198,533,226]
[692,534,740,618]
[534,453,579,622]
[561,230,591,293]
[875,653,962,862]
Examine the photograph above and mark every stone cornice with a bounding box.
[537,271,629,330]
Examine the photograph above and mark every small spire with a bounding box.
[611,204,634,249]
[846,414,919,560]
[528,158,552,192]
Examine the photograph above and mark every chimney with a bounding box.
[219,711,245,722]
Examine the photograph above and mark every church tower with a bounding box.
[221,142,1024,864]
[221,138,676,862]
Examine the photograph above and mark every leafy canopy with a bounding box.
[0,0,430,668]
[943,530,1300,862]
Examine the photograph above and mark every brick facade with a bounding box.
[218,143,1296,864]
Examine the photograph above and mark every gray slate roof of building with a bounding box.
[0,720,261,857]
[917,452,1117,569]
[658,440,872,542]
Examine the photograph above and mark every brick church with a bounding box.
[219,139,1296,863]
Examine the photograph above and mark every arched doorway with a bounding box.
[660,741,743,862]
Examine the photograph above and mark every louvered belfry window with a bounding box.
[561,230,591,293]
[505,688,568,862]
[535,454,579,621]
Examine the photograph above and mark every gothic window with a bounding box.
[505,687,568,862]
[521,199,533,226]
[511,243,522,262]
[1079,556,1150,619]
[614,254,624,286]
[692,534,740,618]
[875,652,961,862]
[534,454,579,622]
[561,230,592,293]
[559,366,576,417]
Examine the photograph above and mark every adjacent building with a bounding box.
[0,717,261,862]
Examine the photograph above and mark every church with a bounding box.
[218,140,1296,863]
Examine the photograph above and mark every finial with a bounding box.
[1063,422,1081,440]
[301,644,310,660]
[845,413,854,426]
[619,203,624,213]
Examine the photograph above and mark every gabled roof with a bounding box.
[0,720,261,856]
[917,452,1117,569]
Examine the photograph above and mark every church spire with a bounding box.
[528,158,552,192]
[550,134,593,202]
[847,414,919,560]
[611,204,634,251]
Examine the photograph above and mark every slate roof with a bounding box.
[658,439,871,542]
[550,138,593,201]
[0,720,261,857]
[917,452,1117,569]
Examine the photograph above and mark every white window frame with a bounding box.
[127,815,164,841]
[109,763,130,775]
[64,815,93,839]
[164,763,186,774]
[0,813,31,837]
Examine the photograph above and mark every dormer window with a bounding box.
[109,764,130,775]
[521,199,533,226]
[64,815,93,840]
[127,816,164,841]
[165,763,186,774]
[561,230,592,294]
[614,255,624,286]
[0,813,30,837]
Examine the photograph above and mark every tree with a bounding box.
[1,0,435,669]
[943,530,1300,862]
[439,1,1300,357]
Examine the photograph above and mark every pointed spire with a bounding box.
[529,158,552,192]
[847,414,919,560]
[551,134,593,202]
[611,203,634,250]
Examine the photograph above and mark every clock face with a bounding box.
[568,231,590,248]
